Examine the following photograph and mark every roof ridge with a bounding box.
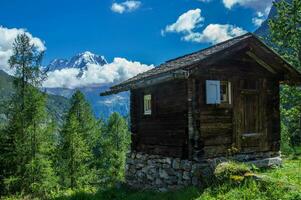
[165,32,253,64]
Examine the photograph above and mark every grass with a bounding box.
[2,155,300,200]
[52,156,301,200]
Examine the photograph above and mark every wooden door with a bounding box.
[236,79,268,153]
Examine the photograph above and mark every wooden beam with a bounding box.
[246,51,277,74]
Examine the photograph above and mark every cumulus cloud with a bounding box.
[252,12,265,26]
[183,24,246,44]
[162,9,204,35]
[43,57,153,89]
[162,9,246,44]
[252,6,272,27]
[111,1,141,14]
[0,26,46,75]
[223,0,273,11]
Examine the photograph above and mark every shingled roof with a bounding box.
[101,33,301,96]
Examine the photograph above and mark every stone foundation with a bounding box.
[125,151,281,191]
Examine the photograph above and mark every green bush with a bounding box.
[214,161,251,183]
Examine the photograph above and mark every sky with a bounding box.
[0,0,273,88]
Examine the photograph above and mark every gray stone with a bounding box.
[147,174,155,181]
[183,171,191,180]
[125,151,281,191]
[192,177,199,186]
[136,163,144,169]
[136,153,143,159]
[131,153,136,159]
[162,164,170,168]
[159,169,169,179]
[158,187,168,192]
[127,158,135,165]
[137,171,145,178]
[155,178,163,185]
[181,160,192,171]
[172,159,181,169]
[247,157,282,168]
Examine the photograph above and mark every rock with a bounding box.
[136,163,144,169]
[131,152,136,159]
[158,187,168,192]
[155,178,163,185]
[147,174,155,181]
[181,160,192,171]
[136,153,143,159]
[162,164,170,168]
[172,159,181,169]
[159,169,169,179]
[248,157,282,168]
[192,177,199,186]
[183,171,191,180]
[127,158,135,165]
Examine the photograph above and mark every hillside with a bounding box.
[0,70,70,125]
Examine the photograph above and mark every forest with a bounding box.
[0,0,301,199]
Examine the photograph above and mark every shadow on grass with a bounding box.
[54,186,202,200]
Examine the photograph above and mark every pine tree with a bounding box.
[101,112,131,185]
[59,90,99,189]
[0,34,58,196]
[269,0,301,152]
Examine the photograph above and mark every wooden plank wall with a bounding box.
[131,80,189,158]
[192,54,281,158]
[130,52,281,159]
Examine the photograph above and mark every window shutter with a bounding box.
[206,80,221,104]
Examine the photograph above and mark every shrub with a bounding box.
[214,161,251,183]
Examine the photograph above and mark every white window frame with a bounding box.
[143,94,152,115]
[220,81,232,104]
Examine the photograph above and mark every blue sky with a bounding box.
[0,0,272,66]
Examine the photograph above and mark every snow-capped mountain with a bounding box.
[47,59,69,71]
[47,51,108,71]
[44,51,129,119]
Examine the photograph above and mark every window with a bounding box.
[144,94,152,115]
[206,80,231,105]
[220,81,231,104]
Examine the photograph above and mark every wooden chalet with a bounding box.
[101,33,301,160]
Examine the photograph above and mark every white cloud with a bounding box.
[43,57,153,89]
[162,9,246,44]
[0,26,46,75]
[183,24,246,44]
[111,1,141,14]
[252,12,265,26]
[223,0,273,12]
[222,0,272,27]
[252,6,272,27]
[162,9,204,35]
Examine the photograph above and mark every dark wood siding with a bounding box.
[191,54,281,158]
[130,80,188,158]
[130,51,281,159]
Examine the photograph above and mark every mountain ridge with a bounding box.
[47,51,108,71]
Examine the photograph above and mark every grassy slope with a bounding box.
[53,156,301,200]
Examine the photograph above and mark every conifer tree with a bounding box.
[59,90,99,189]
[101,112,131,184]
[0,33,58,196]
[269,0,301,152]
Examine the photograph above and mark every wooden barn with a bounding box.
[101,33,301,161]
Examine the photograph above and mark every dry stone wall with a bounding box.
[125,151,281,191]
